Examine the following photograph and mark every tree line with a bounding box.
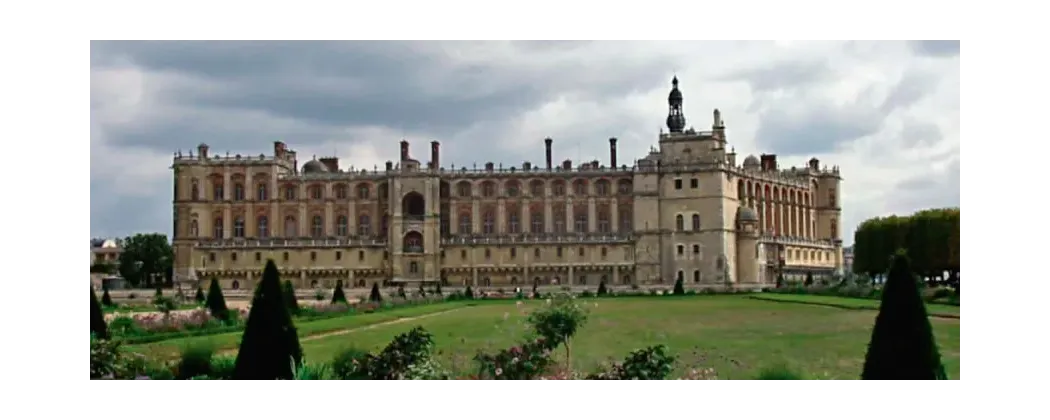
[91,233,174,288]
[852,207,959,286]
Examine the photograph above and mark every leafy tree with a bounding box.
[283,281,301,315]
[597,280,608,296]
[90,261,117,274]
[195,286,206,304]
[331,279,348,304]
[369,282,383,303]
[233,259,303,380]
[673,277,685,295]
[91,287,109,339]
[101,284,114,307]
[853,208,960,286]
[205,277,230,322]
[117,233,174,288]
[861,251,947,380]
[804,272,814,286]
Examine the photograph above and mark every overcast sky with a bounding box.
[90,40,959,245]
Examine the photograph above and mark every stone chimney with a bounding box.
[400,140,410,161]
[431,141,440,170]
[609,137,618,168]
[545,138,553,170]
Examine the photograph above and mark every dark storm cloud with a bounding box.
[91,41,675,152]
[90,177,171,239]
[908,40,960,58]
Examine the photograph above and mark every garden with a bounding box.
[91,249,957,380]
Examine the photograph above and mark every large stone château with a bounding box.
[170,77,844,291]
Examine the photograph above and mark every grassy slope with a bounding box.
[751,293,961,316]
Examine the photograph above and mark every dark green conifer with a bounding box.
[673,277,685,295]
[91,287,109,339]
[435,282,443,296]
[101,284,114,307]
[465,285,475,299]
[861,251,947,380]
[195,285,206,304]
[283,280,300,315]
[597,281,608,296]
[369,282,383,303]
[804,272,814,286]
[776,272,785,288]
[233,259,303,380]
[205,277,230,322]
[331,279,348,304]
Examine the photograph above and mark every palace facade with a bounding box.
[170,77,844,290]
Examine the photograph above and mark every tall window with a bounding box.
[675,214,684,231]
[574,213,588,233]
[284,216,297,237]
[573,181,587,196]
[213,183,224,201]
[233,183,245,201]
[310,185,323,200]
[692,214,701,231]
[598,211,610,233]
[233,217,245,238]
[335,184,348,199]
[213,217,224,238]
[256,184,268,200]
[191,180,200,200]
[311,215,324,237]
[457,182,471,197]
[552,182,565,196]
[595,180,609,196]
[284,185,297,200]
[620,208,632,231]
[257,216,268,238]
[482,182,495,197]
[336,215,348,236]
[509,212,520,234]
[358,185,370,199]
[483,211,495,234]
[530,181,544,196]
[459,214,472,234]
[531,212,543,233]
[189,220,199,237]
[358,215,371,235]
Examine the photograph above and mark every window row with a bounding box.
[450,179,633,198]
[444,208,633,235]
[190,214,386,238]
[207,249,389,264]
[440,246,631,261]
[188,181,376,202]
[674,213,702,232]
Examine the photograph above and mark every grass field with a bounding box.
[138,294,960,379]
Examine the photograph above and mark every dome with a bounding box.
[668,76,683,104]
[743,155,760,167]
[302,159,328,174]
[737,207,759,223]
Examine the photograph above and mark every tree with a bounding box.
[465,285,475,299]
[853,208,960,286]
[597,280,608,296]
[861,251,947,380]
[195,286,206,304]
[331,279,348,304]
[233,259,303,380]
[804,272,814,286]
[369,282,383,303]
[673,277,685,295]
[282,281,300,315]
[435,282,443,296]
[117,233,174,288]
[101,284,114,307]
[205,277,230,322]
[776,272,784,288]
[418,284,427,298]
[397,284,407,299]
[91,287,109,339]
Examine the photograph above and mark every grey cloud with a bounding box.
[754,103,884,156]
[899,119,943,148]
[908,40,960,58]
[881,70,939,113]
[719,58,835,93]
[892,157,960,212]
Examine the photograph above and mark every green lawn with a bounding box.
[296,295,960,379]
[750,293,961,316]
[136,295,961,379]
[126,301,483,361]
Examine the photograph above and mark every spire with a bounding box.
[666,76,686,133]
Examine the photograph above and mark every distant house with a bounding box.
[843,246,854,275]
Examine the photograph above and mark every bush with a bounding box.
[332,280,348,304]
[283,281,300,316]
[90,336,151,379]
[756,364,805,380]
[232,259,304,380]
[776,273,785,288]
[475,338,556,380]
[195,286,206,304]
[435,283,443,296]
[91,287,109,339]
[597,281,608,296]
[673,278,685,295]
[293,361,331,380]
[417,284,427,298]
[580,290,594,298]
[369,283,383,303]
[861,251,947,380]
[209,355,236,379]
[176,345,215,380]
[588,345,677,380]
[397,285,407,299]
[331,347,371,380]
[101,285,114,307]
[314,289,326,301]
[361,326,435,380]
[205,277,230,322]
[526,293,589,350]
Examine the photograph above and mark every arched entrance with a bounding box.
[403,231,423,253]
[402,192,425,220]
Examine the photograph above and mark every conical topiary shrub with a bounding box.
[597,281,608,296]
[861,250,947,380]
[776,272,785,288]
[233,259,303,380]
[804,272,814,286]
[465,285,475,299]
[205,277,230,322]
[369,282,383,303]
[101,284,114,307]
[673,277,685,295]
[91,287,109,339]
[283,280,300,315]
[435,282,443,296]
[331,279,348,304]
[195,285,206,304]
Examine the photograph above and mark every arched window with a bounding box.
[256,184,268,200]
[257,216,269,238]
[692,214,701,231]
[284,216,298,237]
[213,182,224,201]
[676,270,684,283]
[530,180,544,196]
[459,213,472,234]
[552,181,565,196]
[595,180,610,196]
[191,180,200,200]
[553,208,566,233]
[617,179,632,195]
[189,219,199,237]
[481,181,495,197]
[233,217,245,238]
[483,211,495,234]
[457,181,472,197]
[311,215,324,237]
[531,212,543,233]
[505,181,520,197]
[675,214,684,231]
[336,215,348,236]
[358,184,370,199]
[233,183,245,201]
[335,184,348,199]
[573,180,588,195]
[358,215,371,235]
[213,217,224,238]
[403,232,423,253]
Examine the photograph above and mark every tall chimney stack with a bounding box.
[431,141,440,170]
[544,138,553,170]
[400,140,409,161]
[609,137,618,169]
